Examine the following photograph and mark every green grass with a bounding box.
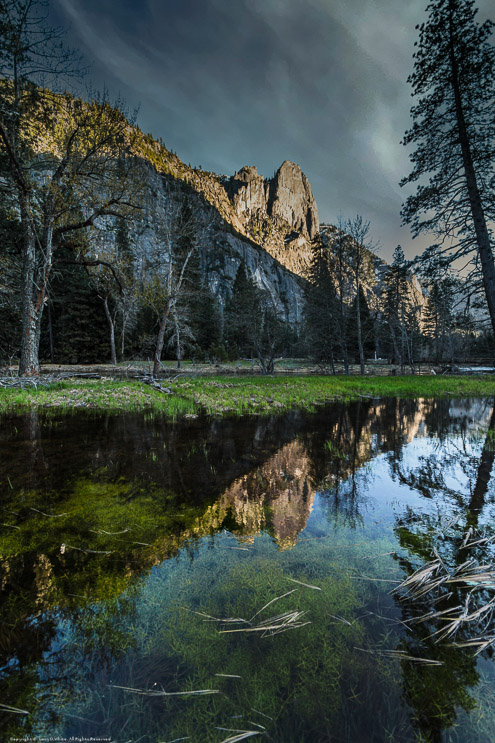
[0,379,197,417]
[0,375,494,417]
[167,375,494,416]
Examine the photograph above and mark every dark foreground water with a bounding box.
[1,398,495,743]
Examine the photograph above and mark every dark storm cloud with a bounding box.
[54,0,493,260]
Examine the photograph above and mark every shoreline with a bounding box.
[0,375,494,417]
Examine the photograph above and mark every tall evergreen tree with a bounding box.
[422,280,457,363]
[349,287,375,363]
[323,221,353,374]
[190,287,222,358]
[224,261,260,358]
[304,237,339,371]
[224,261,284,372]
[40,244,108,363]
[383,246,414,369]
[401,0,495,337]
[416,246,460,363]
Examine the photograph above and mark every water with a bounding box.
[1,398,494,742]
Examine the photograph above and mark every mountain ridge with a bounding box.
[131,130,318,279]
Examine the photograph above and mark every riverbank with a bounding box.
[0,375,494,417]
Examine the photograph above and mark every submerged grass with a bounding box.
[0,374,494,417]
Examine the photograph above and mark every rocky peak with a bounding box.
[267,161,319,240]
[228,165,267,217]
[226,160,319,242]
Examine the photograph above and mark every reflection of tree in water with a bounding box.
[399,401,493,506]
[304,398,440,527]
[302,396,495,741]
[301,400,373,526]
[392,402,495,742]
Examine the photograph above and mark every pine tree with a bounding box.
[417,246,459,363]
[304,237,339,370]
[349,287,375,363]
[422,283,455,362]
[383,246,413,369]
[40,244,108,363]
[190,288,222,358]
[401,0,495,337]
[322,221,353,373]
[224,261,284,372]
[224,261,260,358]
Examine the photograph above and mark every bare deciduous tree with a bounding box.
[344,215,378,375]
[0,0,141,375]
[139,186,209,376]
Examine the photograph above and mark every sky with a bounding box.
[52,0,492,262]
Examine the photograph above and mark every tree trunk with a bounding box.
[103,296,117,365]
[448,1,495,339]
[389,324,401,366]
[405,308,415,373]
[176,323,181,369]
[19,310,41,376]
[400,304,406,373]
[19,205,54,376]
[47,300,55,364]
[19,196,40,376]
[338,291,350,375]
[343,344,350,375]
[448,331,455,367]
[121,313,127,359]
[153,303,171,377]
[356,283,365,375]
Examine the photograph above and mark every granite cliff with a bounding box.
[127,132,322,322]
[122,128,424,325]
[225,161,318,275]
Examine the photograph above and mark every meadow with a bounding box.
[0,374,494,417]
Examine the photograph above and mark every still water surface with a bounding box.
[1,398,495,742]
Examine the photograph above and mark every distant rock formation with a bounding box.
[267,161,319,240]
[228,161,319,242]
[127,163,306,324]
[228,165,267,218]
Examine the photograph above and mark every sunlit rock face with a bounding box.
[228,166,267,217]
[121,164,306,324]
[267,161,319,240]
[218,439,315,548]
[228,161,319,242]
[224,160,319,277]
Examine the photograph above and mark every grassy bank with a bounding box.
[0,375,494,417]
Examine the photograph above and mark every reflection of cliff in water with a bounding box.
[1,399,492,575]
[1,400,493,623]
[215,439,314,549]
